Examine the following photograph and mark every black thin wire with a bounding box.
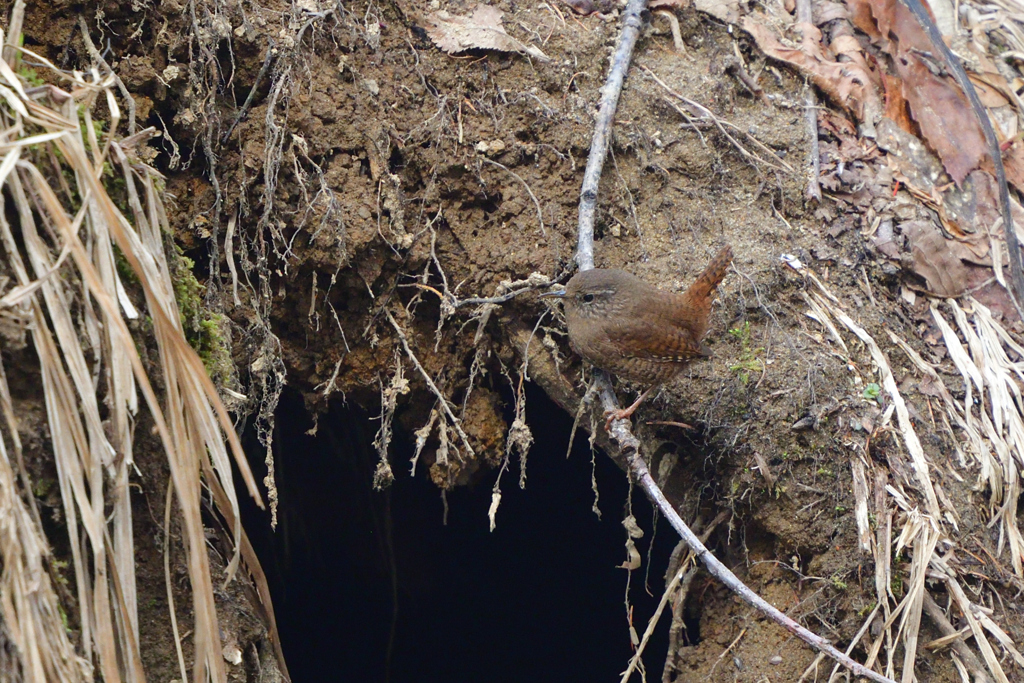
[897,0,1024,318]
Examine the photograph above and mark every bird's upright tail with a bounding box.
[685,245,733,304]
[680,245,733,339]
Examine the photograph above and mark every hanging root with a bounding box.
[372,349,408,490]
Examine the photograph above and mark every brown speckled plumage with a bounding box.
[559,246,732,383]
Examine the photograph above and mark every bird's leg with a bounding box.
[604,385,657,431]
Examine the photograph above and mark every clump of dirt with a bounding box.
[7,0,1024,680]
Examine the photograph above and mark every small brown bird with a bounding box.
[542,246,733,429]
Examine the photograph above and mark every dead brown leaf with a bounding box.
[816,2,850,23]
[843,0,990,185]
[890,0,934,50]
[895,54,986,185]
[1003,141,1024,195]
[818,109,858,138]
[971,276,1019,322]
[965,44,1021,113]
[694,0,739,23]
[422,5,550,62]
[858,0,933,55]
[917,374,944,398]
[846,0,882,41]
[742,19,882,127]
[968,75,1011,108]
[903,219,973,296]
[881,72,916,135]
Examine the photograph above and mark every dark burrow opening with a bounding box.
[239,384,691,683]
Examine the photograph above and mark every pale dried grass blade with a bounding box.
[0,360,91,682]
[791,263,1016,681]
[3,0,25,66]
[851,458,872,553]
[23,158,228,682]
[939,568,1010,683]
[830,308,943,522]
[932,300,1024,575]
[0,25,279,681]
[163,480,189,683]
[0,50,28,100]
[895,526,939,683]
[803,291,849,353]
[0,83,28,117]
[0,242,69,307]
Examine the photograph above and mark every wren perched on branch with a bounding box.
[542,245,733,429]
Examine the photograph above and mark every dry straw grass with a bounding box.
[793,255,1024,683]
[0,5,283,681]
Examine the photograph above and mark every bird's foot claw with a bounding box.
[603,408,635,432]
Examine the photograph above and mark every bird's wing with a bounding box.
[602,313,706,362]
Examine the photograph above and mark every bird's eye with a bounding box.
[582,293,595,303]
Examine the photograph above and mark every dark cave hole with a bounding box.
[238,384,690,683]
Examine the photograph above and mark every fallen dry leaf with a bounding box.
[894,54,986,185]
[903,219,973,296]
[816,2,850,23]
[970,274,1019,322]
[742,19,882,129]
[850,0,932,55]
[692,0,739,23]
[966,42,1020,111]
[846,0,881,41]
[818,109,858,137]
[968,75,1010,108]
[831,34,883,107]
[422,5,550,62]
[847,0,989,185]
[881,72,916,135]
[1003,141,1024,195]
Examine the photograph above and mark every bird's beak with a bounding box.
[538,288,566,299]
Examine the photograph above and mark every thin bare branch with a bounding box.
[603,382,896,683]
[570,0,896,679]
[795,0,821,201]
[575,0,648,271]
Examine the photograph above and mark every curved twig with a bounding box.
[602,378,896,683]
[571,1,898,680]
[575,0,647,271]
